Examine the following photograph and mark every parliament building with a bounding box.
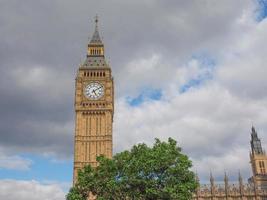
[73,19,267,199]
[193,126,267,200]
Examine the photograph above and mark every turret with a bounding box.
[238,171,244,195]
[249,126,267,189]
[224,172,229,197]
[210,171,215,196]
[251,126,264,155]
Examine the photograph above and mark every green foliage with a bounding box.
[67,138,197,200]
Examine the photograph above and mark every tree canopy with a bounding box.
[67,138,197,200]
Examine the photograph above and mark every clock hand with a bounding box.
[92,90,97,95]
[94,86,103,91]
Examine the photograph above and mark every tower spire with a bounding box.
[238,170,244,195]
[195,171,200,184]
[86,15,105,59]
[250,126,264,155]
[238,170,243,185]
[89,15,102,44]
[210,171,214,186]
[224,172,229,197]
[95,14,98,29]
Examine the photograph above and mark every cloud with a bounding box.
[0,180,65,200]
[0,0,267,183]
[111,2,267,183]
[114,81,267,151]
[0,64,74,157]
[216,19,267,99]
[114,85,267,181]
[192,147,250,181]
[0,153,32,171]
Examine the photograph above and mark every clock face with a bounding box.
[84,82,104,100]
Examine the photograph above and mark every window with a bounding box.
[259,161,266,174]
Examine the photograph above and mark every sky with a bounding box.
[0,0,267,199]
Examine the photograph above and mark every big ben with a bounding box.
[73,17,114,183]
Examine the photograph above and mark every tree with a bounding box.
[67,138,198,200]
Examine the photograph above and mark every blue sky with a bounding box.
[0,155,72,183]
[257,0,267,21]
[1,0,267,199]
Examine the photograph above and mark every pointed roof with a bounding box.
[82,16,109,68]
[224,171,229,183]
[238,171,243,185]
[89,15,103,44]
[250,126,264,155]
[195,171,200,183]
[210,171,214,185]
[251,126,258,139]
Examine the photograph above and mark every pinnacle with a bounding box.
[89,15,102,44]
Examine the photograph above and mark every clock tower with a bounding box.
[73,17,114,183]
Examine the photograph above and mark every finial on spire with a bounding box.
[95,14,98,28]
[252,125,256,133]
[89,15,103,44]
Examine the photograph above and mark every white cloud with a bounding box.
[116,54,172,96]
[0,180,66,200]
[114,82,267,151]
[114,78,267,181]
[0,153,32,171]
[216,19,267,99]
[114,15,267,182]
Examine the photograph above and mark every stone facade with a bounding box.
[193,175,267,199]
[194,127,267,200]
[73,17,114,184]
